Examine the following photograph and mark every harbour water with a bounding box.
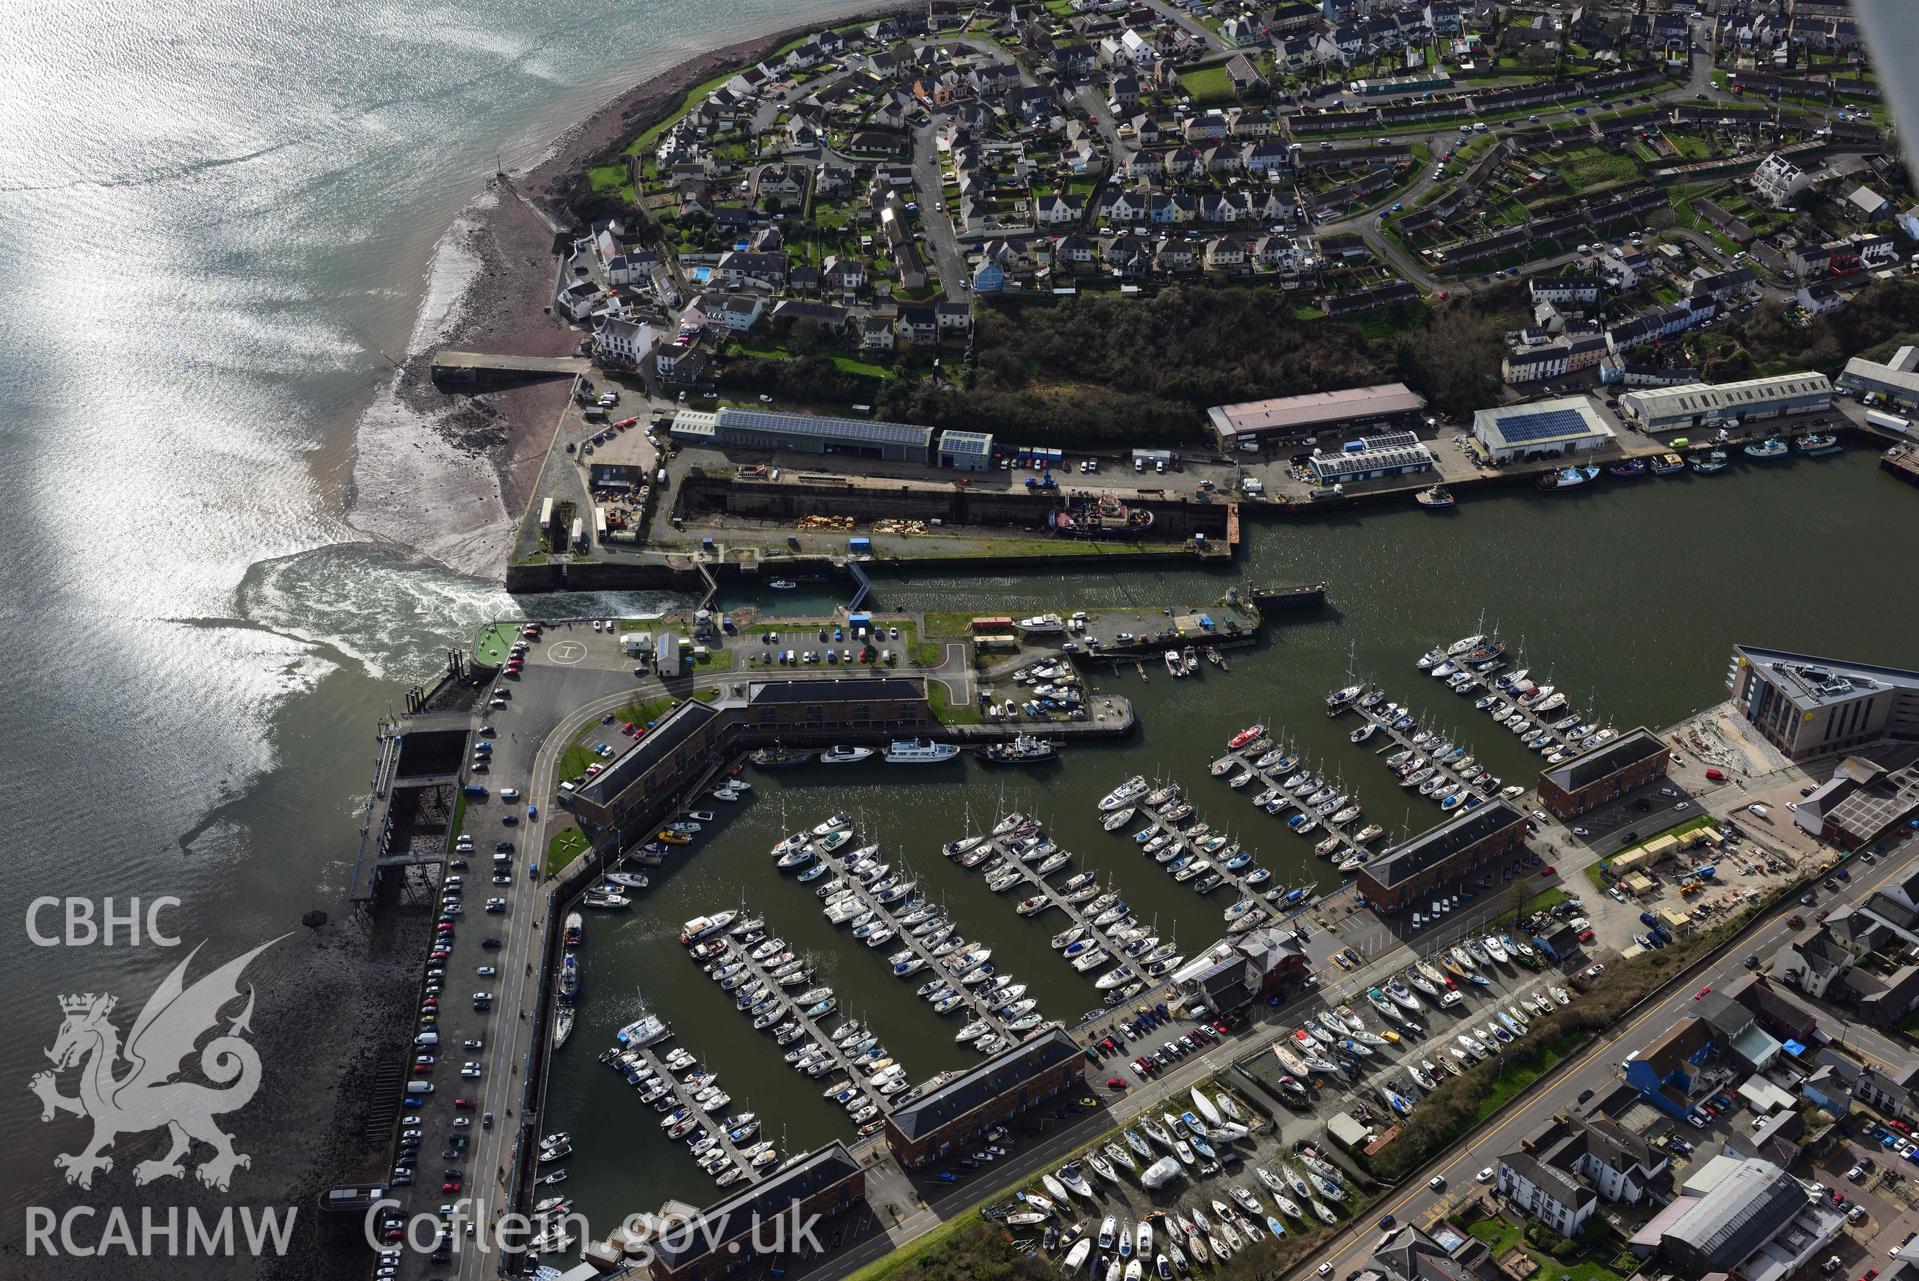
[0,0,885,1244]
[549,449,1919,1227]
[3,0,1917,1254]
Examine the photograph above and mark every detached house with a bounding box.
[894,302,939,345]
[714,251,788,290]
[1035,192,1083,225]
[935,299,972,334]
[1204,236,1248,272]
[1053,234,1098,270]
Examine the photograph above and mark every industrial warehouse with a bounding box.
[1615,373,1834,433]
[1308,432,1435,485]
[1839,345,1919,407]
[1206,383,1428,450]
[1472,397,1615,463]
[670,406,935,463]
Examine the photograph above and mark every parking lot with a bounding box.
[374,619,642,1281]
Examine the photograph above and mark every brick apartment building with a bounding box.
[1537,728,1671,819]
[885,1028,1085,1169]
[569,678,933,833]
[1356,801,1529,913]
[647,1142,865,1281]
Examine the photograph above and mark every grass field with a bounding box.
[1178,65,1235,105]
[545,828,590,877]
[1516,886,1570,916]
[559,696,677,781]
[1465,1215,1636,1281]
[1553,145,1642,188]
[473,623,518,668]
[929,681,982,725]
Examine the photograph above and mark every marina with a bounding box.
[597,1031,770,1190]
[948,814,1159,999]
[791,821,1041,1047]
[1107,772,1324,935]
[534,449,1919,1228]
[686,910,900,1135]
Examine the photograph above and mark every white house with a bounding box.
[1497,1152,1597,1236]
[596,317,654,367]
[1752,152,1811,208]
[556,279,602,323]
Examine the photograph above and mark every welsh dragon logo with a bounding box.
[29,937,283,1191]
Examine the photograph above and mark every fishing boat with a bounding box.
[1692,449,1729,474]
[1606,457,1646,478]
[1649,451,1686,475]
[1227,724,1265,750]
[1796,432,1841,456]
[1415,484,1456,509]
[750,744,811,770]
[975,735,1058,766]
[1744,437,1788,460]
[1535,465,1600,491]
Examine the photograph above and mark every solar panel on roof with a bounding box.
[1492,408,1592,444]
[719,408,930,446]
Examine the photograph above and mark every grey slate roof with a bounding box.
[651,1142,861,1269]
[888,1028,1080,1140]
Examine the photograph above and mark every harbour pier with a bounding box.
[622,1040,766,1187]
[1106,780,1313,931]
[1338,693,1492,806]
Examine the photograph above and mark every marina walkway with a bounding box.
[1340,692,1491,807]
[622,1041,766,1187]
[808,855,1014,1040]
[701,924,891,1122]
[963,826,1155,993]
[1109,783,1314,930]
[1459,667,1598,757]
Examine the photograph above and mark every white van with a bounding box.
[414,1032,439,1047]
[499,787,521,802]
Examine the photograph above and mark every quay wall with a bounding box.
[676,474,1234,542]
[504,544,1232,594]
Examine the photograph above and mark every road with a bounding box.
[451,669,645,1277]
[910,122,968,294]
[1292,821,1919,1281]
[1140,0,1227,53]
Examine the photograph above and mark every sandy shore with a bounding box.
[374,4,911,582]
